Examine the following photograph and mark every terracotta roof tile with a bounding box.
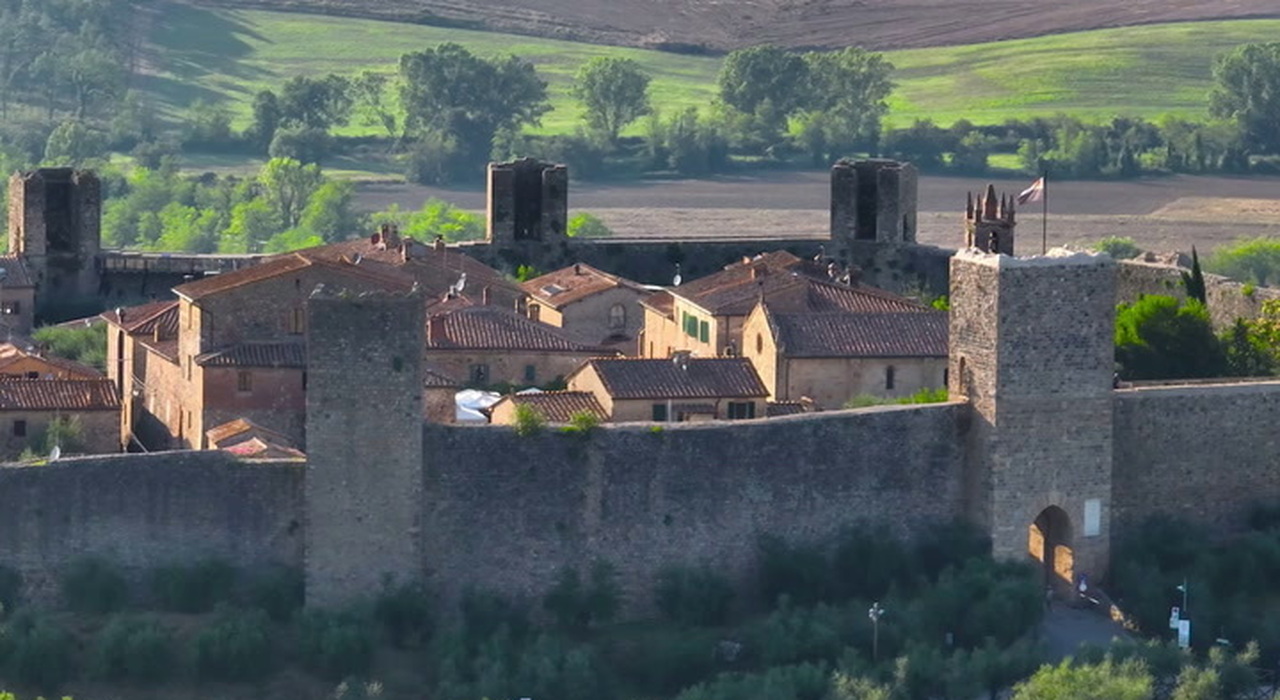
[639,290,675,319]
[196,341,306,368]
[769,310,948,358]
[522,263,647,309]
[100,300,179,336]
[766,401,810,417]
[0,379,119,410]
[494,391,607,423]
[206,417,296,448]
[0,255,33,288]
[0,346,102,378]
[424,364,462,388]
[175,254,315,300]
[427,306,614,353]
[578,357,767,400]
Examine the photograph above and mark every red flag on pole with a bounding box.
[1017,176,1045,205]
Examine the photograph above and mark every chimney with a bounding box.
[433,235,446,252]
[751,263,768,280]
[116,307,125,323]
[427,315,446,344]
[482,286,491,306]
[400,240,411,262]
[383,223,401,248]
[574,263,582,275]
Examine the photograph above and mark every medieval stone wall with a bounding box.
[1116,260,1280,329]
[421,403,968,609]
[1112,381,1280,537]
[0,451,304,601]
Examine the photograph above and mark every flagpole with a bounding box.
[1041,171,1049,255]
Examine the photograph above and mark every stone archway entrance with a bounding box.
[1029,506,1074,588]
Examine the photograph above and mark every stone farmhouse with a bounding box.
[521,262,651,351]
[0,378,119,460]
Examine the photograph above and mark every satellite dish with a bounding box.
[48,445,61,462]
[672,263,682,287]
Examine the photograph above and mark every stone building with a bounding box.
[521,263,650,351]
[489,390,607,425]
[965,184,1017,255]
[0,343,101,380]
[0,378,119,459]
[8,168,102,319]
[830,158,918,245]
[567,355,768,422]
[0,256,35,336]
[742,301,948,409]
[640,250,927,360]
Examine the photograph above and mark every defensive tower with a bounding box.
[949,248,1115,588]
[830,158,918,245]
[964,184,1016,255]
[486,158,569,247]
[304,290,425,605]
[8,168,101,316]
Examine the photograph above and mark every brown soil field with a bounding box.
[193,0,1280,51]
[356,172,1280,255]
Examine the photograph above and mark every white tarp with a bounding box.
[455,389,501,422]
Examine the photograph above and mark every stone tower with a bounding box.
[830,159,918,245]
[949,249,1115,587]
[8,168,101,317]
[964,184,1016,255]
[486,158,569,247]
[305,290,425,606]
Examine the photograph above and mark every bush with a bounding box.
[374,578,433,648]
[248,565,304,622]
[829,525,914,601]
[1094,236,1140,259]
[610,627,719,695]
[543,561,620,631]
[89,614,176,683]
[297,608,376,680]
[460,588,530,645]
[654,565,736,627]
[3,612,76,692]
[513,403,546,437]
[567,212,613,238]
[192,608,274,682]
[62,557,129,614]
[563,410,601,435]
[269,126,332,164]
[151,559,236,613]
[757,535,829,607]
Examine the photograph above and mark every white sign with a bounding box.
[1084,499,1102,537]
[1170,607,1181,629]
[1178,620,1191,649]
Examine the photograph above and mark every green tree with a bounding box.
[398,43,550,162]
[803,46,895,156]
[1012,658,1152,700]
[717,45,809,118]
[351,70,400,141]
[43,119,105,165]
[1115,295,1227,380]
[1210,42,1280,154]
[258,158,323,230]
[571,57,651,144]
[377,199,484,243]
[1221,318,1275,376]
[220,198,279,254]
[1206,238,1280,286]
[1181,247,1207,306]
[247,89,282,150]
[1094,236,1140,260]
[279,74,352,132]
[567,212,612,238]
[299,180,358,243]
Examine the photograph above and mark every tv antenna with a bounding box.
[672,263,682,287]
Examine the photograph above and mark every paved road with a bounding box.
[1041,602,1133,661]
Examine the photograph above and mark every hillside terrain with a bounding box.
[191,0,1280,51]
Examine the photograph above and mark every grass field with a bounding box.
[144,6,1280,135]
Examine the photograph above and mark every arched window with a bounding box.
[608,303,626,330]
[756,333,764,354]
[885,365,896,391]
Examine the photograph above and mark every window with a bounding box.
[683,312,700,338]
[651,403,668,422]
[727,402,756,420]
[608,304,626,330]
[943,368,949,386]
[0,300,19,315]
[12,420,25,437]
[756,333,763,354]
[237,371,253,393]
[25,371,37,379]
[185,357,192,382]
[524,364,537,383]
[469,364,490,385]
[302,371,308,391]
[289,307,305,335]
[529,304,541,322]
[699,320,709,344]
[885,365,896,391]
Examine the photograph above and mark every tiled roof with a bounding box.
[100,300,179,336]
[426,306,613,353]
[0,255,33,287]
[639,290,675,320]
[522,263,647,309]
[0,345,102,378]
[766,401,810,417]
[206,417,296,448]
[0,379,120,410]
[222,437,305,459]
[578,357,768,400]
[494,391,607,423]
[769,310,948,358]
[668,250,923,317]
[196,341,306,368]
[423,364,462,388]
[174,253,416,301]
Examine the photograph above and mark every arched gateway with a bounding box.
[1029,506,1073,587]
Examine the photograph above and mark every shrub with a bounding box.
[151,559,236,613]
[744,602,844,667]
[610,627,719,695]
[513,404,546,437]
[1094,236,1140,260]
[89,614,176,683]
[460,588,530,645]
[757,535,829,607]
[3,612,75,692]
[543,561,620,631]
[297,608,376,680]
[567,212,613,238]
[563,410,601,435]
[654,564,736,627]
[248,565,304,621]
[62,557,129,614]
[192,608,274,682]
[374,578,433,648]
[829,525,914,601]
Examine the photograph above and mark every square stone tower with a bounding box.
[949,248,1115,585]
[8,168,101,317]
[305,291,425,606]
[486,158,569,246]
[830,159,918,245]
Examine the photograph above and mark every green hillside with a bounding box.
[148,5,1280,134]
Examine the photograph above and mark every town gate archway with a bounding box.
[1029,505,1073,589]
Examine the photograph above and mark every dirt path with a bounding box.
[357,172,1280,254]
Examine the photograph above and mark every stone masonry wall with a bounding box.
[421,403,967,610]
[0,450,304,602]
[1112,381,1280,537]
[1116,259,1280,329]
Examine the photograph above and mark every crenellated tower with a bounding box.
[964,184,1016,255]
